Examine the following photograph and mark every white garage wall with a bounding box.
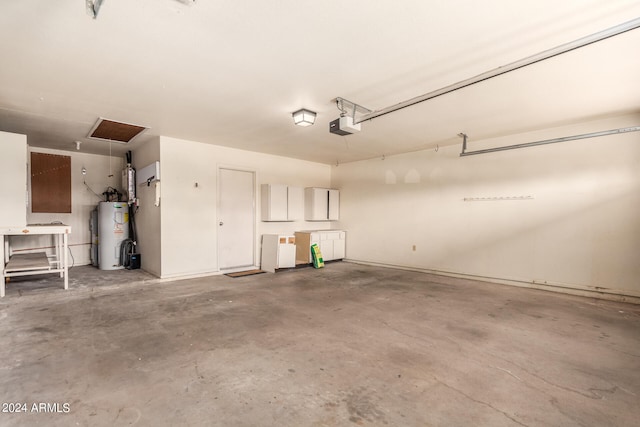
[132,137,161,277]
[332,113,640,301]
[157,136,333,279]
[18,146,123,266]
[0,131,27,227]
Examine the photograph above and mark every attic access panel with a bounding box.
[87,118,148,144]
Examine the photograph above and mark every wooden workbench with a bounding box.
[0,224,71,297]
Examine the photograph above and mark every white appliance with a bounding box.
[136,161,160,186]
[98,202,129,270]
[261,234,296,273]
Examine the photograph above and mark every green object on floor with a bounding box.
[311,243,324,268]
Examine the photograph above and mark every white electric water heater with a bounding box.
[98,202,129,270]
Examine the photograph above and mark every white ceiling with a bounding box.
[1,0,639,164]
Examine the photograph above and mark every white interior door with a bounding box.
[218,168,255,270]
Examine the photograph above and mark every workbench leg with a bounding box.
[0,235,4,297]
[63,233,69,290]
[3,236,8,265]
[56,234,62,277]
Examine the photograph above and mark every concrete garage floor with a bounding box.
[0,263,639,426]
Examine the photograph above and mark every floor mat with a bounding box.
[225,269,266,278]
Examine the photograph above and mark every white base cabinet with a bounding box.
[295,230,346,264]
[261,234,296,273]
[320,230,346,260]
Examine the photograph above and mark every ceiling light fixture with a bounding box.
[292,109,316,127]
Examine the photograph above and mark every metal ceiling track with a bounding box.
[335,97,372,120]
[459,126,640,156]
[351,17,640,125]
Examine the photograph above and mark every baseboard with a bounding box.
[344,259,640,305]
[158,269,222,282]
[158,265,261,282]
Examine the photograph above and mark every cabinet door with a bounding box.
[261,184,288,221]
[260,234,279,272]
[333,238,346,259]
[328,189,340,220]
[287,186,304,220]
[278,239,296,268]
[305,188,328,221]
[319,239,334,261]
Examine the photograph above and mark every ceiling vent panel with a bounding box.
[87,118,148,144]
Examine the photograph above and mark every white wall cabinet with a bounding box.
[261,184,303,221]
[304,187,340,221]
[328,189,339,220]
[295,230,346,264]
[287,186,304,220]
[261,234,296,272]
[261,184,288,221]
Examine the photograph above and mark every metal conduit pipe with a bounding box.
[459,126,640,156]
[353,18,640,125]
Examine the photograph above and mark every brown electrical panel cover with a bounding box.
[31,152,71,213]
